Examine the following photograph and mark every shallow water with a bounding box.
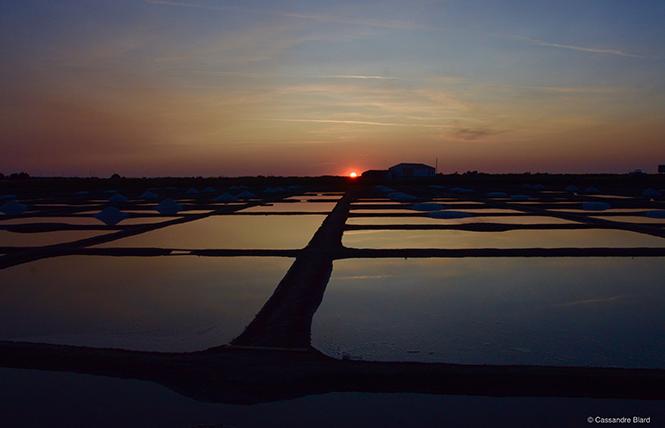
[346,216,579,226]
[511,201,573,205]
[241,202,336,213]
[587,194,634,199]
[0,256,292,351]
[550,208,649,213]
[431,199,485,204]
[312,257,665,367]
[342,229,665,249]
[0,230,111,247]
[94,215,325,249]
[592,216,665,224]
[0,216,180,226]
[286,195,342,201]
[350,207,522,215]
[456,208,527,213]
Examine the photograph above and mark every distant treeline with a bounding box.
[1,171,663,199]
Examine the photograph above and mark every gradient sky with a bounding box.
[2,0,665,176]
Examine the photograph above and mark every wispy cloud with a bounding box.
[144,0,427,30]
[508,35,644,58]
[555,295,625,307]
[144,0,234,12]
[264,118,447,128]
[453,127,502,141]
[319,74,399,80]
[525,85,620,94]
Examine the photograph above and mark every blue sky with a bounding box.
[1,0,664,176]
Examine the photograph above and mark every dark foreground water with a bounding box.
[0,256,292,351]
[1,368,663,428]
[313,257,665,367]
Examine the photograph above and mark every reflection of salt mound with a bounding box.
[643,210,665,219]
[202,186,216,193]
[486,192,507,198]
[409,203,445,212]
[235,191,256,200]
[582,201,611,211]
[185,187,199,195]
[214,193,237,203]
[642,188,662,199]
[565,185,579,193]
[644,210,665,219]
[109,193,128,203]
[511,194,529,201]
[427,210,475,219]
[450,187,472,194]
[140,190,158,201]
[95,206,128,225]
[0,200,27,215]
[387,192,417,202]
[156,199,182,215]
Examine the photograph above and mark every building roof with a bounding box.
[389,163,435,170]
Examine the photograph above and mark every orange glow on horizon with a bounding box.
[349,171,358,178]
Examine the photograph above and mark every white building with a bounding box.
[388,163,436,178]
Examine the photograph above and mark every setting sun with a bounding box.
[349,171,358,178]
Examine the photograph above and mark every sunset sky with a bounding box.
[2,0,664,176]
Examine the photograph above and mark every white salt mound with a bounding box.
[156,199,183,215]
[0,201,27,216]
[235,191,256,200]
[214,193,237,203]
[95,206,128,225]
[387,192,418,202]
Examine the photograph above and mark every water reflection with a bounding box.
[550,209,648,213]
[286,195,341,201]
[350,208,521,215]
[0,216,182,226]
[0,256,292,351]
[0,230,110,247]
[241,202,336,213]
[94,215,325,249]
[592,216,665,224]
[342,229,665,248]
[346,216,579,225]
[312,258,665,367]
